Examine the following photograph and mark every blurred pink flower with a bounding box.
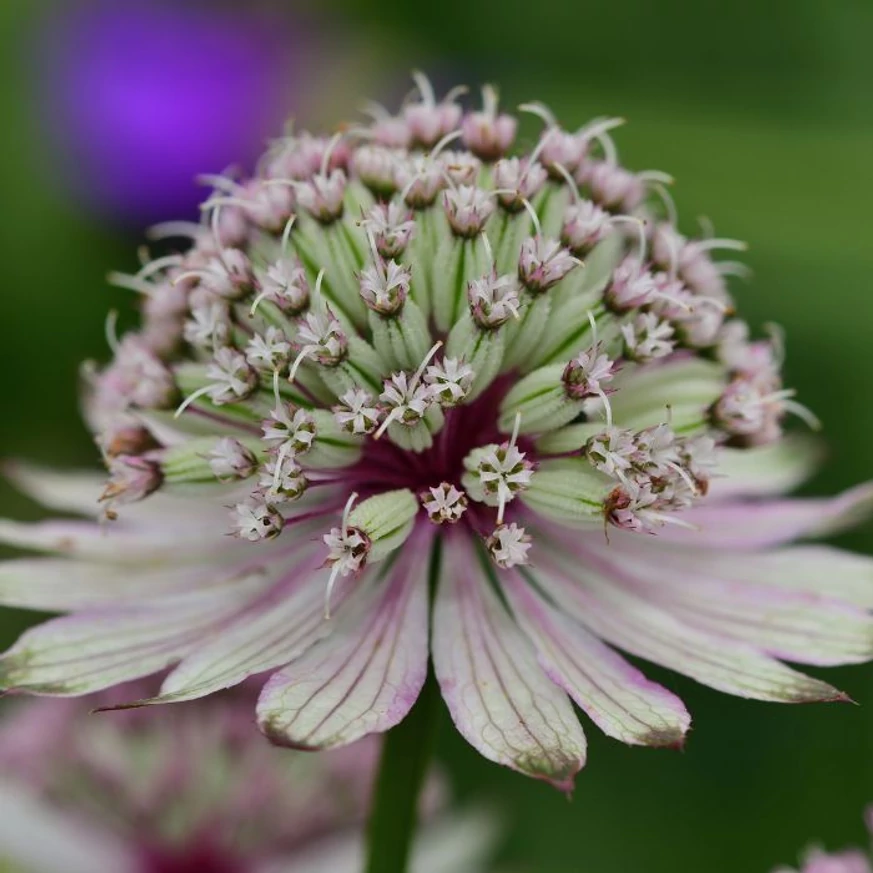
[774,810,873,873]
[0,683,490,873]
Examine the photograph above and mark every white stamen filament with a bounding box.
[146,220,202,241]
[312,268,326,301]
[698,237,748,253]
[411,341,444,392]
[481,231,494,266]
[174,385,213,419]
[551,162,582,204]
[203,195,250,211]
[430,129,464,161]
[519,198,543,237]
[782,399,822,431]
[443,84,469,104]
[104,310,120,354]
[197,173,239,194]
[320,132,345,178]
[137,254,183,280]
[249,289,270,317]
[652,183,678,227]
[716,260,753,279]
[210,203,230,269]
[272,442,291,493]
[523,128,552,177]
[652,513,699,531]
[324,491,359,620]
[288,270,328,383]
[609,215,647,272]
[597,389,614,428]
[586,309,600,343]
[359,99,391,121]
[280,214,297,254]
[638,170,675,185]
[272,368,282,408]
[497,412,523,524]
[412,70,435,106]
[398,169,427,205]
[172,269,207,286]
[579,116,625,165]
[519,101,557,128]
[288,346,316,384]
[107,272,153,296]
[666,461,699,494]
[373,408,401,440]
[765,322,786,368]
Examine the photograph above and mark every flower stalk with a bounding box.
[364,671,441,873]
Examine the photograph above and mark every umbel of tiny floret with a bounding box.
[1,72,873,789]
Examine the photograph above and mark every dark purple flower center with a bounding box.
[350,375,520,496]
[138,843,246,873]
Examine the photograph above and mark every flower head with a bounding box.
[3,73,873,792]
[0,684,491,873]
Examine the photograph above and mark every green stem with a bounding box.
[364,671,441,873]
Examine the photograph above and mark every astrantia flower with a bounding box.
[774,808,873,873]
[2,73,873,790]
[0,684,493,873]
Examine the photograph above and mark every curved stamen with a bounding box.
[320,131,345,178]
[496,412,523,525]
[518,197,543,237]
[146,220,203,241]
[324,491,360,619]
[666,460,699,495]
[716,260,753,279]
[272,368,282,408]
[578,116,626,165]
[174,385,213,419]
[359,99,391,122]
[136,254,184,280]
[764,322,786,368]
[638,170,674,185]
[104,310,120,354]
[596,388,613,428]
[697,237,748,253]
[410,341,444,392]
[609,215,648,271]
[429,129,464,161]
[280,214,297,255]
[519,101,557,128]
[481,230,494,265]
[271,441,292,494]
[651,182,678,227]
[411,70,436,106]
[107,273,155,296]
[550,161,582,205]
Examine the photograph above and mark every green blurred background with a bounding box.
[1,1,872,870]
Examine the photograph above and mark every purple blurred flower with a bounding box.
[38,1,307,226]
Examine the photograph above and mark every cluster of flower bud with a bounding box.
[81,71,811,586]
[586,425,716,532]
